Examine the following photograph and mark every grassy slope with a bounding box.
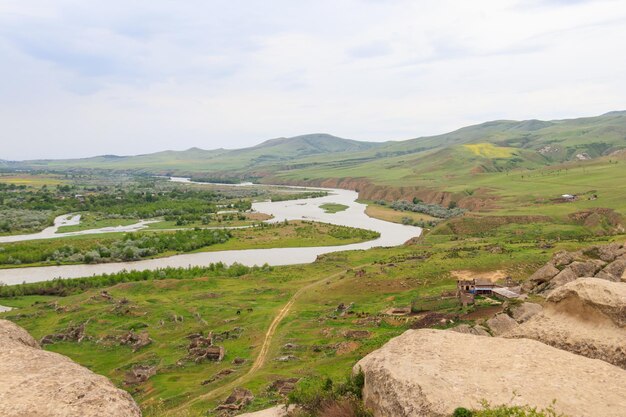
[12,134,384,174]
[3,226,619,415]
[9,112,626,182]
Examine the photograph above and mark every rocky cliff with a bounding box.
[0,319,141,417]
[506,278,626,369]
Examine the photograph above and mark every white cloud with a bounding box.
[0,0,625,159]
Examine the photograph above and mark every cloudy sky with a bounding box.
[1,0,625,160]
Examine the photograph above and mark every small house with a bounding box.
[456,278,500,296]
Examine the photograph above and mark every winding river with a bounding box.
[0,183,421,286]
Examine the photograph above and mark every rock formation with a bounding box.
[355,329,626,417]
[0,319,141,417]
[238,406,290,417]
[506,277,626,369]
[525,242,626,294]
[485,312,518,336]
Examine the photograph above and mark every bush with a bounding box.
[454,408,473,417]
[390,200,465,219]
[462,400,568,417]
[288,370,370,417]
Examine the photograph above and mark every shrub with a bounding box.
[453,408,473,417]
[390,200,465,219]
[288,370,369,417]
[463,400,568,417]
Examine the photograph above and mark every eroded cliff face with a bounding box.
[0,319,141,417]
[264,176,498,210]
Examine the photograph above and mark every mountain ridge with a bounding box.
[4,112,625,183]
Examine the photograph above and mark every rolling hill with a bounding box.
[4,112,626,196]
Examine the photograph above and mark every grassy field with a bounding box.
[0,173,68,187]
[319,203,349,213]
[2,215,620,415]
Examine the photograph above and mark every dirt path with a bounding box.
[166,266,361,415]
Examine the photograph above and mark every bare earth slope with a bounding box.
[355,329,626,417]
[0,319,141,417]
[506,277,626,369]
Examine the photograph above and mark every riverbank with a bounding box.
[0,186,421,284]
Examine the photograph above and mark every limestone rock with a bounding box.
[509,302,542,323]
[552,250,576,267]
[238,406,290,417]
[547,278,626,326]
[568,260,605,277]
[355,329,626,417]
[449,324,490,337]
[549,267,578,288]
[0,319,141,417]
[215,387,254,411]
[0,319,39,348]
[528,263,559,283]
[506,278,626,369]
[595,258,626,282]
[485,313,518,336]
[584,242,625,262]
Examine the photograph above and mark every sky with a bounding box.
[1,0,625,160]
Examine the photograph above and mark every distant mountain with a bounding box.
[6,112,626,182]
[9,133,383,175]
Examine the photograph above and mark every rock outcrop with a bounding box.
[238,406,290,417]
[0,319,141,417]
[525,242,626,294]
[506,278,626,369]
[485,312,518,336]
[355,329,626,417]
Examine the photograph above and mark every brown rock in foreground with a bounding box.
[355,329,626,417]
[506,278,626,369]
[0,319,141,417]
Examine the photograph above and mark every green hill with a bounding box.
[6,112,626,189]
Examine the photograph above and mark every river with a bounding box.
[0,182,421,285]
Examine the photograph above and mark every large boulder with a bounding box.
[508,302,542,323]
[0,320,141,417]
[595,258,626,282]
[568,260,605,277]
[506,278,626,369]
[528,263,559,283]
[485,313,518,336]
[355,329,626,417]
[449,324,489,337]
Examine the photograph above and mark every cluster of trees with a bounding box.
[0,176,257,233]
[0,229,231,266]
[326,225,380,240]
[0,209,53,233]
[0,262,270,297]
[270,191,328,202]
[389,199,466,219]
[400,217,439,228]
